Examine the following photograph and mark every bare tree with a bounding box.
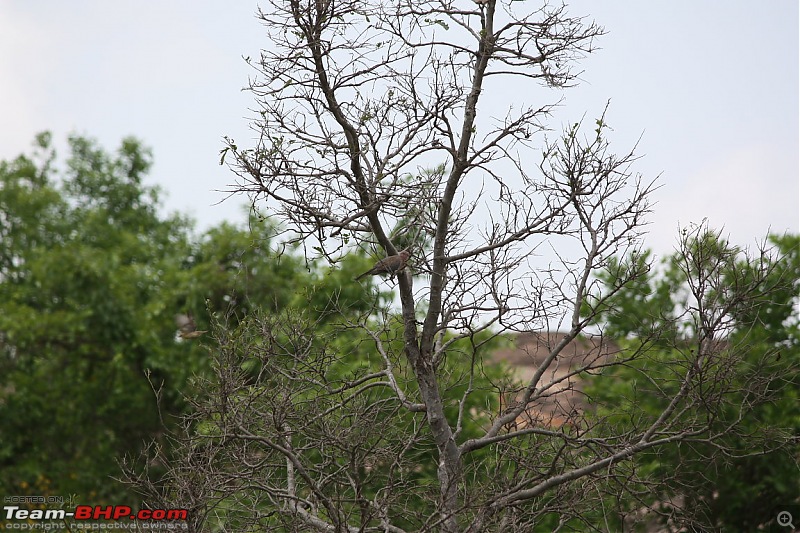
[125,1,796,531]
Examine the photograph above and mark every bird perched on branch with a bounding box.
[355,249,411,281]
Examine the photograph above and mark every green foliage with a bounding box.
[0,134,323,504]
[583,249,680,343]
[0,134,190,502]
[0,131,462,510]
[584,231,800,531]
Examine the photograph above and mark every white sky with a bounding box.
[1,1,797,260]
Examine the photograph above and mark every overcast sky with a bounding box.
[1,1,797,260]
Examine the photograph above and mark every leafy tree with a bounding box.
[0,133,190,501]
[0,134,319,503]
[584,227,799,531]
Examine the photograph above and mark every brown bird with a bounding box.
[175,312,207,339]
[355,249,411,281]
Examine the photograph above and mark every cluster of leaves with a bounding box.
[0,133,316,503]
[0,133,511,515]
[582,230,799,531]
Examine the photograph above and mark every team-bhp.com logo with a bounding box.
[4,505,188,521]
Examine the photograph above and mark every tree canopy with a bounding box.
[583,227,799,531]
[0,133,335,503]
